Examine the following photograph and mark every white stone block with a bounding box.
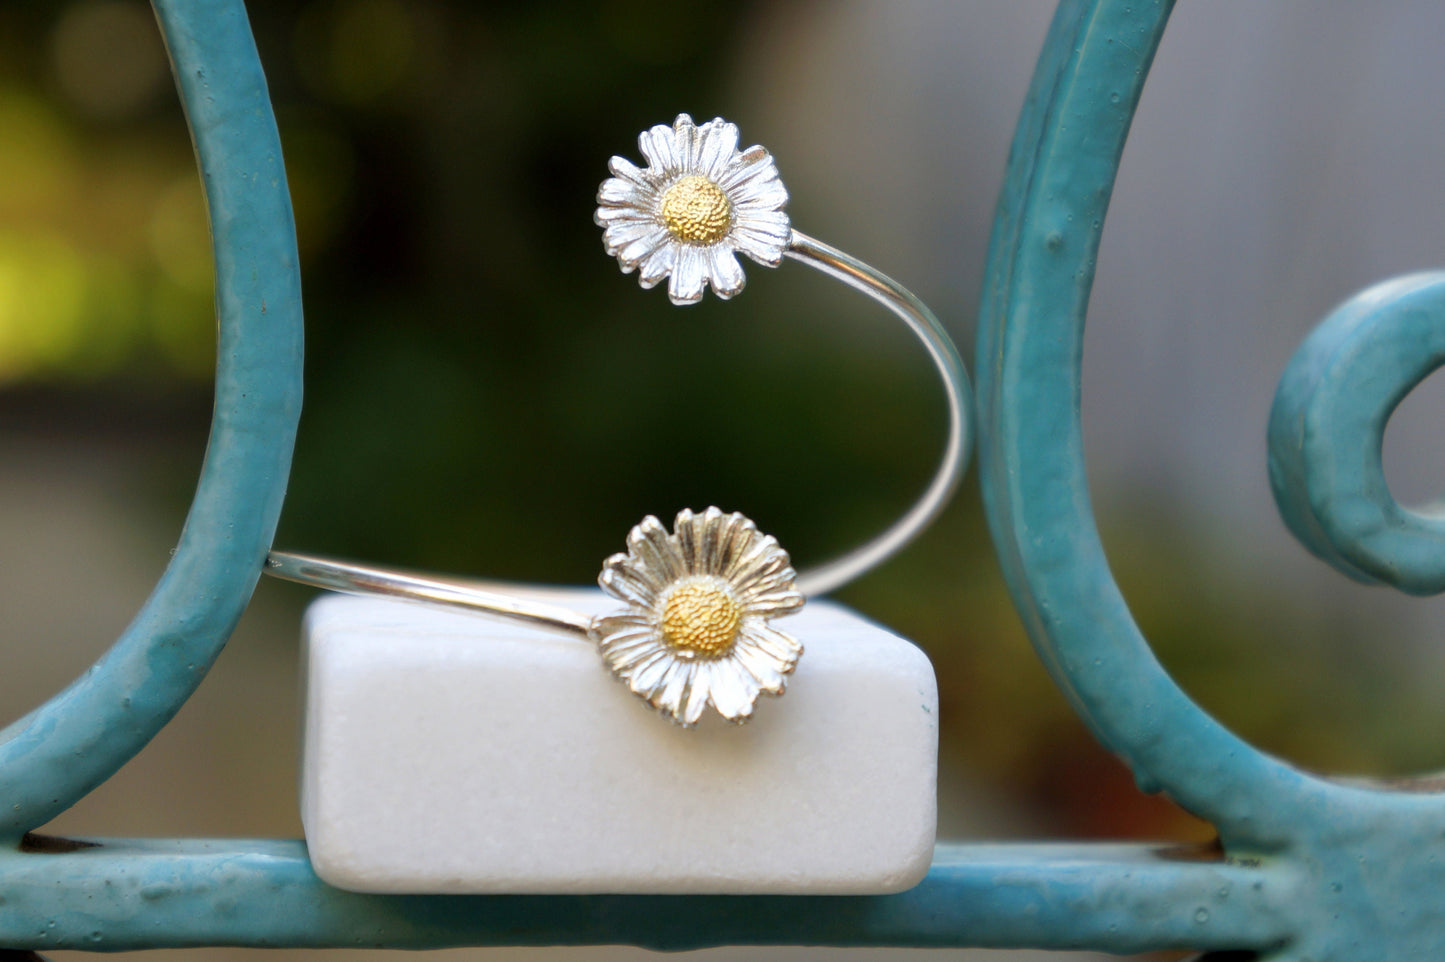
[300,590,938,895]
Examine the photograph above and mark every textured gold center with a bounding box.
[660,578,742,656]
[660,176,732,244]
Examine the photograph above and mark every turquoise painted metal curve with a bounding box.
[1269,271,1445,596]
[977,0,1318,845]
[0,0,302,841]
[4,0,1445,958]
[980,0,1445,959]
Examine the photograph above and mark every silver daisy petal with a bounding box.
[697,120,739,179]
[707,247,746,299]
[668,245,707,305]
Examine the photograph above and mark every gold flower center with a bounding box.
[660,577,743,656]
[660,176,732,244]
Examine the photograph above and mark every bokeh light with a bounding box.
[50,0,169,120]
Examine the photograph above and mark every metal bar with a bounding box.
[0,841,1293,954]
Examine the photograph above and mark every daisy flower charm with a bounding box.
[595,114,791,305]
[269,508,807,729]
[590,507,805,726]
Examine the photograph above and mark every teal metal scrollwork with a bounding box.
[982,1,1445,959]
[2,0,1443,958]
[1270,271,1445,596]
[0,0,303,843]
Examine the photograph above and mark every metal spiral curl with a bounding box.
[1269,271,1445,596]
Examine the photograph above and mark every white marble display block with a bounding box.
[300,590,938,895]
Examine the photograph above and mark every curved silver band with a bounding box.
[267,229,970,623]
[784,229,970,596]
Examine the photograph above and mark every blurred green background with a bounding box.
[5,1,1445,959]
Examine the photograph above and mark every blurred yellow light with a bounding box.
[148,174,213,295]
[148,278,214,379]
[70,255,144,377]
[146,176,216,378]
[0,231,88,382]
[0,88,81,217]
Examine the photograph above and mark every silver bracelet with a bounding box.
[267,114,973,727]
